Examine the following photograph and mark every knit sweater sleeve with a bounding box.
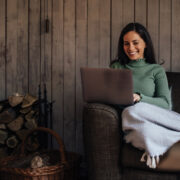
[139,67,171,109]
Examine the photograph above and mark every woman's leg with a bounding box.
[121,102,180,156]
[122,102,180,131]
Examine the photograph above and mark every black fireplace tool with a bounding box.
[38,84,54,149]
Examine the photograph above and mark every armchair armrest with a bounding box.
[83,103,122,180]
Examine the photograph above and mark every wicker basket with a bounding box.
[0,127,78,180]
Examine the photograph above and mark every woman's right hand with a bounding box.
[133,93,141,102]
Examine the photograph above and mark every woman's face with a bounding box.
[123,31,146,60]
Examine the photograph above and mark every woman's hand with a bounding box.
[133,93,141,102]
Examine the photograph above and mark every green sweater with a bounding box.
[110,59,171,109]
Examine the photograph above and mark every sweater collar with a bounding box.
[127,58,147,67]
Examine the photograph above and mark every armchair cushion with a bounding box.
[122,141,180,171]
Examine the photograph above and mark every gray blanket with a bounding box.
[122,102,180,168]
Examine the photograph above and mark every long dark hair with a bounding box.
[111,22,157,65]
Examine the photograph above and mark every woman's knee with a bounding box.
[122,106,134,119]
[122,103,142,119]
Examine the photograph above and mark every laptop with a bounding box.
[80,67,134,105]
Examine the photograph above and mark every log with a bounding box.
[16,129,30,141]
[25,110,35,121]
[6,152,39,168]
[8,93,24,107]
[0,108,16,124]
[31,154,53,168]
[31,155,44,168]
[7,153,50,168]
[21,94,38,108]
[0,130,8,144]
[0,124,6,129]
[40,154,51,166]
[6,136,18,148]
[20,106,32,114]
[7,116,24,132]
[25,118,37,130]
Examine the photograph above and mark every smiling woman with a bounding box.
[123,31,146,60]
[110,22,180,168]
[110,23,167,106]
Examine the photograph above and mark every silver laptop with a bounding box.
[80,67,134,105]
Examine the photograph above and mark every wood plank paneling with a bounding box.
[75,0,87,154]
[29,0,41,95]
[17,0,28,94]
[52,0,64,140]
[159,0,171,71]
[63,0,76,152]
[41,0,52,101]
[6,0,18,96]
[99,0,110,67]
[40,0,45,87]
[6,0,28,96]
[123,0,134,26]
[135,0,147,27]
[172,0,180,72]
[45,0,52,102]
[0,0,5,100]
[111,0,123,60]
[88,0,100,67]
[147,0,159,62]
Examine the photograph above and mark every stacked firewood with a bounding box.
[0,94,40,158]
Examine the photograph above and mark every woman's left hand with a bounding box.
[133,93,141,102]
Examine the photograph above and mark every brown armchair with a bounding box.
[83,72,180,180]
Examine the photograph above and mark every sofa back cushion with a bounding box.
[166,72,180,113]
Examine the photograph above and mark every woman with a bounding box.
[110,23,180,168]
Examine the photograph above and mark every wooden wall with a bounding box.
[0,0,180,155]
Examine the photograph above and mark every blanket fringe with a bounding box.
[140,152,159,169]
[140,152,147,162]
